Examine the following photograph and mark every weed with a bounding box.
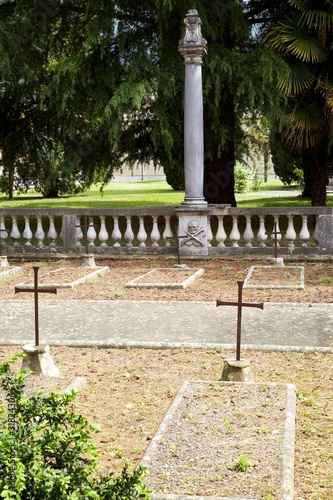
[230,454,252,472]
[220,265,232,271]
[171,443,179,457]
[256,427,269,434]
[222,417,234,434]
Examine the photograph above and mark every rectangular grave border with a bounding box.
[0,266,23,280]
[15,266,109,289]
[141,380,296,500]
[243,265,305,290]
[125,268,205,289]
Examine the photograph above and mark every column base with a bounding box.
[21,344,60,377]
[220,358,253,382]
[80,254,97,268]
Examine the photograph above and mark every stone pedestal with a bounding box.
[80,254,97,268]
[175,206,210,257]
[221,358,253,382]
[21,344,60,377]
[270,257,284,267]
[0,256,9,268]
[316,214,333,249]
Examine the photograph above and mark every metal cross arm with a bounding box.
[76,215,97,255]
[266,222,286,259]
[166,234,187,265]
[216,281,264,362]
[15,266,57,347]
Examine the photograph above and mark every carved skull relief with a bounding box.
[181,219,205,247]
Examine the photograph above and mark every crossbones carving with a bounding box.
[181,220,205,247]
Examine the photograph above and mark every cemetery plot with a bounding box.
[142,380,296,498]
[0,266,22,281]
[244,265,305,289]
[16,265,109,289]
[125,267,204,289]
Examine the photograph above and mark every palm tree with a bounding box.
[264,0,333,205]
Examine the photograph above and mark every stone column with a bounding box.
[176,10,210,257]
[178,9,207,206]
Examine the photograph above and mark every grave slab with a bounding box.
[16,266,109,289]
[244,266,304,290]
[141,381,296,500]
[125,268,204,289]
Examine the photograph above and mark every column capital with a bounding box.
[178,9,207,64]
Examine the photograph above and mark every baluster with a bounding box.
[124,216,134,247]
[137,216,148,247]
[0,216,8,242]
[257,215,267,247]
[299,215,310,247]
[0,216,8,260]
[99,215,109,247]
[216,215,226,247]
[112,216,122,247]
[87,217,97,247]
[150,215,160,247]
[286,215,297,251]
[75,216,83,247]
[163,215,173,247]
[10,216,21,246]
[229,215,240,247]
[243,215,254,248]
[47,215,57,247]
[207,216,213,247]
[35,215,45,248]
[23,216,32,246]
[273,215,282,248]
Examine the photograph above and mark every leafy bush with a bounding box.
[0,353,150,499]
[234,162,251,193]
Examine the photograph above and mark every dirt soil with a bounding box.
[1,256,333,302]
[1,257,333,499]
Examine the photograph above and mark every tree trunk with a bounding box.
[204,147,236,206]
[203,88,237,207]
[310,148,328,206]
[301,153,312,198]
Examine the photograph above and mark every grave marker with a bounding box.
[76,215,97,255]
[266,222,286,259]
[166,234,187,266]
[15,266,57,347]
[216,281,264,361]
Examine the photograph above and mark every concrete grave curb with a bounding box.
[141,381,296,500]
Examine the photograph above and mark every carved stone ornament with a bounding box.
[181,219,205,247]
[178,9,207,63]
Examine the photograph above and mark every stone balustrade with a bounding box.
[0,206,332,258]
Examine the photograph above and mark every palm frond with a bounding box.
[285,101,328,151]
[299,9,333,30]
[278,61,316,95]
[279,22,329,63]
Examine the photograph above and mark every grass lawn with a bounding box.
[1,178,332,209]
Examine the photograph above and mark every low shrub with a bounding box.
[0,353,150,499]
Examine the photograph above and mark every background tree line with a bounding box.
[0,0,332,205]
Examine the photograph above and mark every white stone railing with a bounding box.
[0,206,332,258]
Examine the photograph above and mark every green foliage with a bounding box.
[230,454,252,472]
[234,163,251,193]
[0,354,150,499]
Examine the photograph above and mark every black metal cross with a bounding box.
[266,222,286,259]
[216,281,264,361]
[76,215,97,255]
[15,267,57,347]
[166,234,187,265]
